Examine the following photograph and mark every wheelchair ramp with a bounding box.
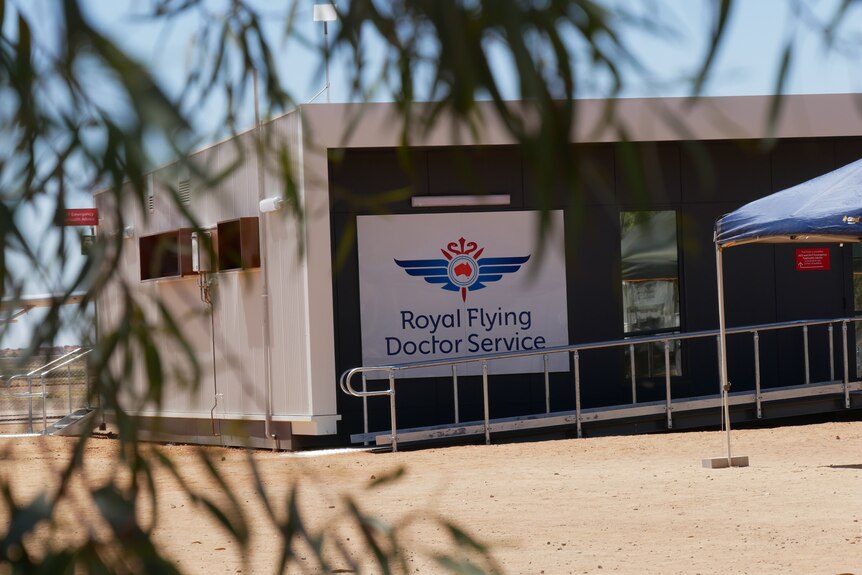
[352,380,862,447]
[46,408,96,436]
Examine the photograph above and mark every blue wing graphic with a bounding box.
[394,259,459,291]
[395,255,530,294]
[473,256,530,290]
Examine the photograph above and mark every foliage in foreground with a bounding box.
[1,0,857,572]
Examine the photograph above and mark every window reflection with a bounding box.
[621,210,681,378]
[852,245,862,377]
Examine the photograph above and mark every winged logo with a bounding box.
[395,237,530,301]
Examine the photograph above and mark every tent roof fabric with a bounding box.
[715,157,862,248]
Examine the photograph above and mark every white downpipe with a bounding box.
[254,71,276,447]
[715,243,733,465]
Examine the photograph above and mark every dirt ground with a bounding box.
[1,421,861,574]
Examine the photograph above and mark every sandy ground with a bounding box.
[1,422,861,574]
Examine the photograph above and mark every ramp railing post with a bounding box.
[664,340,672,429]
[388,370,398,453]
[754,331,762,419]
[629,343,637,404]
[843,321,850,408]
[67,363,73,414]
[361,373,369,446]
[543,354,550,414]
[482,361,490,445]
[27,377,33,434]
[452,365,460,424]
[40,374,48,434]
[573,350,582,438]
[829,323,835,381]
[803,325,810,384]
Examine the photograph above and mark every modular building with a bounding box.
[95,94,862,449]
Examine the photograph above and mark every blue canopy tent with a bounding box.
[710,157,862,467]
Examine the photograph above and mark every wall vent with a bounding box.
[147,174,155,213]
[178,178,192,206]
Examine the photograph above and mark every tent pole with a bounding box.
[703,241,749,469]
[715,244,733,466]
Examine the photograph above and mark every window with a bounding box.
[620,210,681,378]
[217,217,260,271]
[853,244,862,377]
[139,229,196,280]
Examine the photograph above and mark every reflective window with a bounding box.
[621,211,681,378]
[853,245,862,377]
[853,244,862,312]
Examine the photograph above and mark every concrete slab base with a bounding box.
[702,455,750,468]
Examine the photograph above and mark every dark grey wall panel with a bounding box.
[773,243,848,386]
[679,204,720,331]
[771,139,835,191]
[426,147,524,205]
[329,137,857,439]
[523,144,616,208]
[681,141,771,204]
[614,142,681,207]
[566,205,623,344]
[835,138,862,166]
[328,149,428,213]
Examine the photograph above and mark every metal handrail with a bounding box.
[340,316,861,451]
[38,349,92,378]
[1,347,91,434]
[2,347,90,387]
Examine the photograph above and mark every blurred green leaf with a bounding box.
[366,466,406,488]
[433,555,489,575]
[0,1,844,573]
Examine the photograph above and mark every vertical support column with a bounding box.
[629,343,637,404]
[829,323,835,381]
[573,350,582,438]
[843,321,850,408]
[543,354,550,414]
[754,331,762,419]
[716,335,723,395]
[361,373,369,446]
[664,340,673,429]
[803,325,810,385]
[482,361,490,445]
[388,370,398,453]
[452,365,460,424]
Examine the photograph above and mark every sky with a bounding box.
[98,1,862,107]
[72,0,862,137]
[4,0,862,349]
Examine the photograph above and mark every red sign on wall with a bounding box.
[63,208,99,227]
[795,248,830,271]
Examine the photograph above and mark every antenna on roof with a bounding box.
[312,3,338,103]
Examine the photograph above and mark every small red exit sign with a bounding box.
[795,248,830,271]
[63,208,99,227]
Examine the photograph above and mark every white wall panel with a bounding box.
[262,113,315,416]
[212,271,266,416]
[96,110,338,428]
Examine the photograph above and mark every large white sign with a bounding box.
[357,210,569,378]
